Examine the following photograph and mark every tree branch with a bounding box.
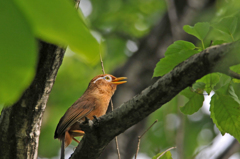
[70,41,240,159]
[101,1,216,158]
[0,41,65,159]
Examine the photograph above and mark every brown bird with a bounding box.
[54,74,127,158]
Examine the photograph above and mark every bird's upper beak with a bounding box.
[111,77,127,85]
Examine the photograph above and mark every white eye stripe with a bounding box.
[93,77,102,83]
[93,75,112,83]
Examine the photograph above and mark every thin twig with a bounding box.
[99,50,121,159]
[135,137,141,159]
[165,0,180,41]
[135,119,158,159]
[156,147,177,159]
[209,40,213,47]
[75,0,81,9]
[99,49,105,74]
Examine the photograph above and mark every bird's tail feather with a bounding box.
[60,134,65,159]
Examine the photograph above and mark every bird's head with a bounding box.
[88,74,127,95]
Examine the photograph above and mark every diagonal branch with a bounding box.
[70,41,240,159]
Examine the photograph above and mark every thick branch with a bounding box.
[0,42,65,159]
[101,1,216,158]
[70,41,240,159]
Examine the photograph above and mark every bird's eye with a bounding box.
[104,75,112,81]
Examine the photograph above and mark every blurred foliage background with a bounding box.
[38,0,240,158]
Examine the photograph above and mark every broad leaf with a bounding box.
[210,84,240,141]
[214,73,231,90]
[210,97,225,135]
[165,40,195,56]
[212,40,227,46]
[192,82,206,94]
[0,0,37,104]
[230,64,240,83]
[180,88,204,115]
[231,64,240,74]
[197,73,220,95]
[183,22,210,41]
[153,41,199,77]
[212,16,238,37]
[15,0,99,64]
[152,151,172,159]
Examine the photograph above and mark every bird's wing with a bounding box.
[54,98,95,138]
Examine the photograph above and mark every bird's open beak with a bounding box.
[111,77,127,85]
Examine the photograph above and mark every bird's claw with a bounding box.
[93,115,99,122]
[83,117,90,124]
[93,115,100,126]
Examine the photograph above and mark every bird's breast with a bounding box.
[92,94,111,117]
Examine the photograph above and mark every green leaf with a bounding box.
[228,84,240,103]
[212,16,238,38]
[214,73,231,90]
[231,64,240,73]
[212,40,227,46]
[15,0,99,64]
[153,41,199,77]
[183,22,210,41]
[165,40,195,56]
[210,89,240,141]
[152,151,172,159]
[230,64,240,83]
[210,97,226,135]
[180,88,204,115]
[192,82,206,94]
[197,73,220,95]
[0,0,37,104]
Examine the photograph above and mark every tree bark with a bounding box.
[70,41,240,159]
[0,41,65,159]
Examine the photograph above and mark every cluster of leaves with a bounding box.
[153,14,239,77]
[0,0,99,105]
[153,11,240,158]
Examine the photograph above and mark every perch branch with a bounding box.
[70,41,240,159]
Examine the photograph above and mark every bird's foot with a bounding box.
[79,117,93,132]
[93,115,100,127]
[93,115,99,122]
[83,117,90,124]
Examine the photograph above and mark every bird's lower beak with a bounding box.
[111,77,127,85]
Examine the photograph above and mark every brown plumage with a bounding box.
[54,74,127,158]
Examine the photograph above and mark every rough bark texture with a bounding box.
[0,41,65,159]
[100,0,216,158]
[70,41,240,159]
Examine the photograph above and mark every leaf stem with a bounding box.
[201,40,205,50]
[230,34,235,42]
